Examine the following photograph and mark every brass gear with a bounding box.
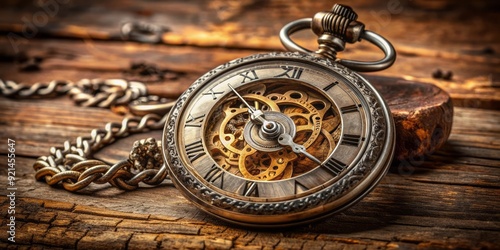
[217,94,280,154]
[205,83,341,181]
[238,145,297,180]
[266,89,331,148]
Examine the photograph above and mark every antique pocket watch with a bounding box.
[11,4,397,228]
[162,4,396,227]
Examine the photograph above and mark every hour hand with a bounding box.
[278,133,322,165]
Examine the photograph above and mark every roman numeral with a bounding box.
[275,66,303,79]
[239,70,259,83]
[294,181,309,194]
[340,104,361,114]
[185,140,205,162]
[202,87,224,100]
[185,113,205,128]
[204,164,224,189]
[323,158,347,176]
[242,181,259,197]
[323,81,338,91]
[341,134,362,147]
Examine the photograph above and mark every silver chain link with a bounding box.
[0,78,171,192]
[0,78,148,107]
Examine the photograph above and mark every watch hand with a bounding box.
[228,84,284,140]
[278,133,322,165]
[228,83,267,124]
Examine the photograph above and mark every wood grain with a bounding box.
[0,37,498,109]
[0,0,498,249]
[0,36,455,160]
[1,107,498,249]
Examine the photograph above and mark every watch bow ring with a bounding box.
[163,4,396,227]
[279,4,396,72]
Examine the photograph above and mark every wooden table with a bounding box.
[0,1,499,249]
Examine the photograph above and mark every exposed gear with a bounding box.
[266,88,331,148]
[238,146,297,180]
[217,94,280,154]
[205,82,341,181]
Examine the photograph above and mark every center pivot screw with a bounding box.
[261,120,281,139]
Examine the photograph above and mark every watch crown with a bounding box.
[312,3,365,59]
[331,4,358,22]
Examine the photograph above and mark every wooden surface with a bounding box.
[0,0,499,249]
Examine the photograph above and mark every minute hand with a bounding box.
[278,133,322,165]
[228,83,266,124]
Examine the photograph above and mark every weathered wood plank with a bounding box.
[0,107,498,250]
[1,0,498,51]
[0,75,454,162]
[1,37,498,109]
[0,193,498,248]
[0,34,460,161]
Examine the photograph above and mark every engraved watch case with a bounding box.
[162,52,395,227]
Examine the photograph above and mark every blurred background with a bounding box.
[0,0,498,108]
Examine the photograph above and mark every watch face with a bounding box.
[163,52,394,227]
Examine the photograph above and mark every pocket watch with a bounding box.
[6,3,396,228]
[162,4,396,227]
